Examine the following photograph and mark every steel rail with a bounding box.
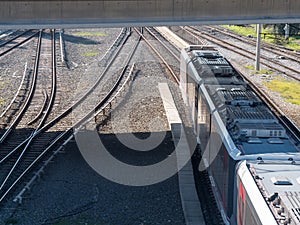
[135,28,179,84]
[0,30,39,57]
[0,31,42,143]
[0,30,31,47]
[0,62,28,118]
[0,29,57,196]
[236,66,300,143]
[184,26,300,140]
[146,27,180,62]
[3,28,138,204]
[0,28,130,165]
[185,26,300,82]
[204,25,300,62]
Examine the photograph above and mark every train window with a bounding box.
[187,80,195,122]
[270,130,273,137]
[210,123,230,213]
[198,92,210,150]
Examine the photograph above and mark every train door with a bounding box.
[187,76,196,132]
[195,84,199,136]
[198,88,211,151]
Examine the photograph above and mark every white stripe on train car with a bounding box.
[238,161,278,225]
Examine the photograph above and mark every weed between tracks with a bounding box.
[82,52,99,57]
[264,78,300,105]
[223,25,300,50]
[223,24,259,38]
[72,32,108,37]
[244,65,273,75]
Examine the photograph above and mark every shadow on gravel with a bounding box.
[2,130,186,225]
[99,131,175,166]
[63,34,100,45]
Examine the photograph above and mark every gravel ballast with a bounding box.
[0,28,187,225]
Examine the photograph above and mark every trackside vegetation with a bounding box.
[264,78,300,105]
[223,24,300,51]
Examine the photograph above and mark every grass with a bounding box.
[223,24,300,50]
[0,98,4,105]
[244,65,255,70]
[244,65,273,74]
[264,78,300,105]
[73,31,108,37]
[257,69,273,74]
[82,52,99,57]
[283,38,300,51]
[223,25,258,38]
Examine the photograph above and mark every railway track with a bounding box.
[146,27,181,62]
[168,26,300,128]
[185,26,300,139]
[0,27,142,206]
[0,30,38,57]
[2,26,297,224]
[0,30,43,143]
[192,146,225,225]
[0,27,191,224]
[0,29,57,203]
[135,27,179,84]
[161,26,299,224]
[148,27,224,225]
[182,26,300,82]
[204,25,300,60]
[238,68,300,144]
[0,30,27,45]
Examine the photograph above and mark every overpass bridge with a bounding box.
[1,0,300,28]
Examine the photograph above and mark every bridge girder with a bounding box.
[1,0,300,28]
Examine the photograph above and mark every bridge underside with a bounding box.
[1,0,300,28]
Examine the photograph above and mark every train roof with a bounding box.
[208,85,299,155]
[186,46,244,84]
[183,46,300,157]
[249,162,300,225]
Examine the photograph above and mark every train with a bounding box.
[180,45,300,225]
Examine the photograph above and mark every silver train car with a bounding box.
[180,45,300,225]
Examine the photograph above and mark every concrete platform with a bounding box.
[158,83,205,225]
[155,27,189,50]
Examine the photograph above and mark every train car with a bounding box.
[235,160,300,225]
[180,45,300,224]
